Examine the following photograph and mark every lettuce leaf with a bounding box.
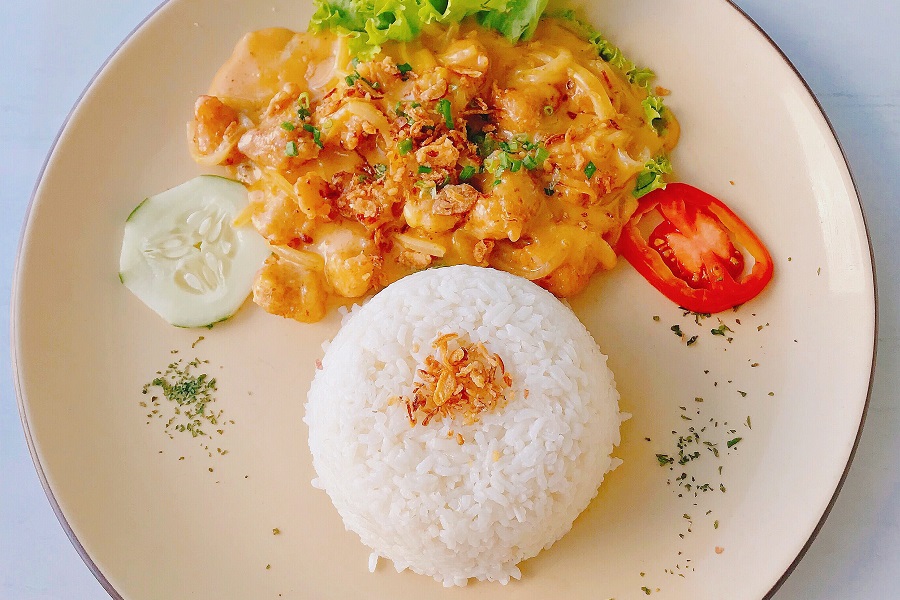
[550,7,669,135]
[476,0,549,41]
[633,156,673,199]
[310,0,547,58]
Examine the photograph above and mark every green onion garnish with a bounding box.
[302,123,323,148]
[436,98,454,129]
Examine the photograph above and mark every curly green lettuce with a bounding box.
[633,156,673,199]
[550,8,669,132]
[310,0,549,59]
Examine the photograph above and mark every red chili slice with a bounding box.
[618,183,774,313]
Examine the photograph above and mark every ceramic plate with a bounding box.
[13,0,875,598]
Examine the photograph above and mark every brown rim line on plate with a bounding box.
[719,0,877,595]
[11,1,876,598]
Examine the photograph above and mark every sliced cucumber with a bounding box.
[119,175,271,328]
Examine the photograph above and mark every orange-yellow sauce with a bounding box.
[189,19,679,322]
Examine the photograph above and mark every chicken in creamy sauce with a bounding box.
[188,20,678,322]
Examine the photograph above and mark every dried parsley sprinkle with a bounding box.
[671,324,684,337]
[727,437,742,448]
[272,528,281,535]
[142,358,223,441]
[711,323,732,336]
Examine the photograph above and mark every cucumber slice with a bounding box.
[119,175,271,328]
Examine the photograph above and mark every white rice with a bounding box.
[305,265,622,586]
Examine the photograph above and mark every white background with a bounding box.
[1,1,897,598]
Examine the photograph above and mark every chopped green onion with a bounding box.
[398,138,413,155]
[397,62,413,74]
[281,122,295,131]
[524,146,550,170]
[584,161,597,179]
[543,105,554,116]
[302,123,323,148]
[436,98,454,129]
[417,165,432,174]
[345,72,359,86]
[296,92,311,119]
[373,163,387,179]
[285,141,299,157]
[459,165,477,181]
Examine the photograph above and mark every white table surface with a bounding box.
[1,1,897,598]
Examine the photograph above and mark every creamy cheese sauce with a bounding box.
[189,19,679,322]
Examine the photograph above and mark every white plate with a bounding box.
[12,1,875,598]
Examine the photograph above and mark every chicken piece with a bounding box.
[252,256,327,323]
[432,184,480,216]
[238,83,319,171]
[329,171,396,229]
[189,95,245,165]
[403,184,480,234]
[491,85,546,134]
[355,57,401,89]
[415,136,460,170]
[250,188,306,245]
[294,172,331,220]
[536,262,595,298]
[414,66,451,102]
[536,235,617,297]
[315,224,381,298]
[438,38,489,80]
[464,170,544,242]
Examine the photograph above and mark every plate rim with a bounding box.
[10,1,878,599]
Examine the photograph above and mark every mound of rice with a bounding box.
[305,265,622,586]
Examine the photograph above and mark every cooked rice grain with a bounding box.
[305,265,622,586]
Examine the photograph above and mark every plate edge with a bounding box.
[9,2,880,600]
[716,1,880,598]
[9,1,173,599]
